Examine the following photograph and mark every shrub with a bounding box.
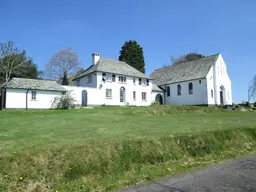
[232,104,240,111]
[245,101,250,108]
[151,101,160,106]
[254,102,256,107]
[51,91,76,109]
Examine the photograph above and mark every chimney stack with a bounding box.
[92,53,100,65]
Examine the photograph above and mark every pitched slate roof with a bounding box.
[150,54,220,86]
[6,78,67,92]
[74,58,152,80]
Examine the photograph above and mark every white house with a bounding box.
[0,78,66,109]
[150,53,232,106]
[65,53,153,107]
[0,53,232,110]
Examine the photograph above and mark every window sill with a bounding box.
[31,100,37,101]
[142,100,147,101]
[106,97,112,99]
[119,82,127,84]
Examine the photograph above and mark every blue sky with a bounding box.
[1,0,255,103]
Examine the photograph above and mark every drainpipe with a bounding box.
[26,89,30,110]
[164,85,167,105]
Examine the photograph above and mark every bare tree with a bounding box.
[0,41,27,87]
[249,75,256,100]
[44,48,80,83]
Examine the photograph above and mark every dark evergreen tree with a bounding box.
[119,40,145,73]
[62,71,69,85]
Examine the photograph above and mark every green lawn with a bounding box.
[0,106,256,191]
[0,106,255,156]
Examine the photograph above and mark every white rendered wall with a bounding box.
[96,72,152,106]
[69,72,152,106]
[206,55,232,105]
[165,79,208,106]
[62,86,100,106]
[5,89,62,109]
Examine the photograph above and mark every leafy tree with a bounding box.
[0,41,40,87]
[44,48,80,81]
[119,40,145,73]
[172,52,205,65]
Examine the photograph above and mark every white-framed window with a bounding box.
[211,90,213,98]
[133,91,136,100]
[142,92,146,100]
[103,73,114,82]
[106,89,112,98]
[112,74,116,82]
[119,76,126,83]
[88,75,92,83]
[139,79,146,85]
[31,91,37,100]
[133,78,136,84]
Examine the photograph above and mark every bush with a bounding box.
[232,104,240,111]
[51,91,76,109]
[245,101,251,108]
[151,101,160,106]
[254,102,256,107]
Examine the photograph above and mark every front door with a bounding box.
[220,91,223,105]
[120,87,125,103]
[82,90,88,106]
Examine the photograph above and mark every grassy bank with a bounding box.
[0,106,255,191]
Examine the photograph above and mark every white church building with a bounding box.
[0,53,232,109]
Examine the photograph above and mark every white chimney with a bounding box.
[92,53,100,65]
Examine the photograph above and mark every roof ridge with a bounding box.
[154,53,220,71]
[12,77,58,82]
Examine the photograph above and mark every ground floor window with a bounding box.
[133,91,136,100]
[106,89,112,98]
[31,91,37,100]
[211,90,213,98]
[142,92,146,100]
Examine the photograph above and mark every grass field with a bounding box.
[0,106,256,191]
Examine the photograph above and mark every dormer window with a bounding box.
[102,73,112,81]
[119,76,126,83]
[102,73,106,82]
[140,79,146,86]
[112,74,116,82]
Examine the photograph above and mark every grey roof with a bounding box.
[152,83,163,92]
[150,54,220,85]
[74,58,152,80]
[6,78,67,92]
